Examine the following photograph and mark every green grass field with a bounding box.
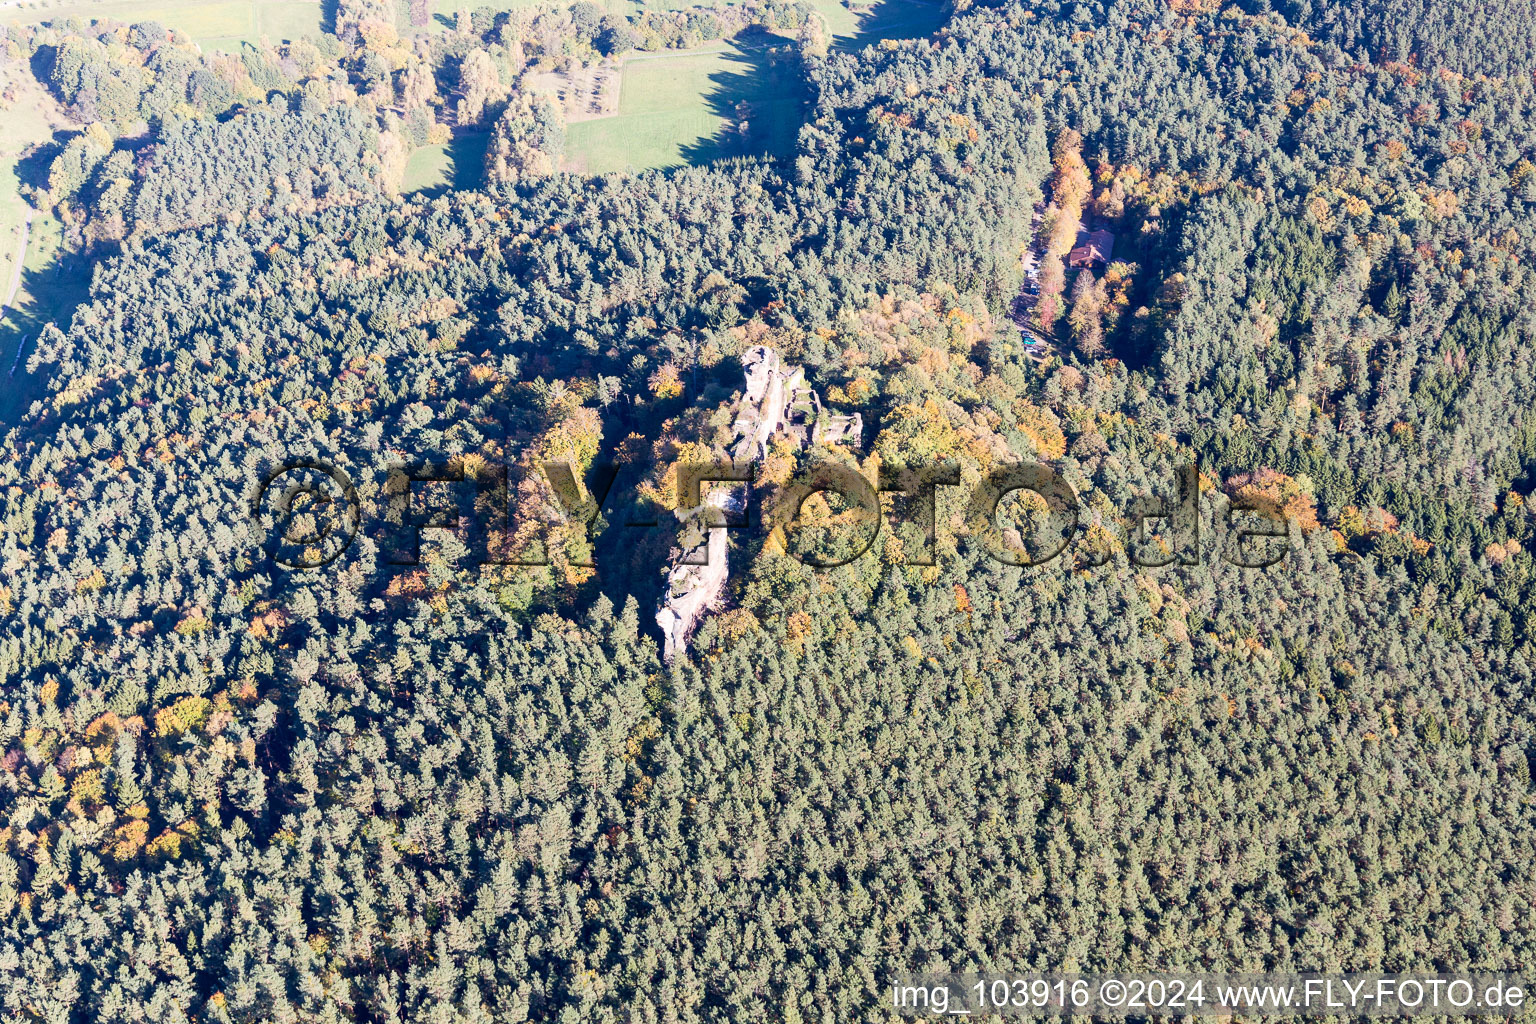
[809,0,861,38]
[564,39,798,174]
[563,0,947,175]
[402,130,490,194]
[0,211,86,423]
[0,82,54,299]
[0,65,83,424]
[1,0,323,48]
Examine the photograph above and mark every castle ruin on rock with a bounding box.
[656,346,863,661]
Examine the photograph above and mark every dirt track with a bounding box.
[1,206,33,315]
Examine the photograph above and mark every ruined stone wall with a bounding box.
[656,346,861,660]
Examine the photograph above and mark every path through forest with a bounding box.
[1010,187,1054,363]
[1,206,32,315]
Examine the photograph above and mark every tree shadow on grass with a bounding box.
[0,250,92,428]
[14,132,68,196]
[677,26,806,167]
[446,130,491,190]
[413,130,491,197]
[833,0,951,54]
[676,1,952,169]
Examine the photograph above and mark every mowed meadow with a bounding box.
[563,36,801,173]
[2,0,324,49]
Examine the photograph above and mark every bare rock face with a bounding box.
[657,496,732,663]
[731,346,788,462]
[656,346,861,661]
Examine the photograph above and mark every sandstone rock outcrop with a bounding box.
[656,346,862,661]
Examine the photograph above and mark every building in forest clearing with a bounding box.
[1068,228,1115,270]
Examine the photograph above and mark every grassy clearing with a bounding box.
[402,130,490,194]
[0,210,85,423]
[835,0,948,45]
[0,67,80,424]
[402,142,455,194]
[563,37,799,174]
[1,0,323,48]
[0,65,64,309]
[807,0,860,38]
[563,0,947,175]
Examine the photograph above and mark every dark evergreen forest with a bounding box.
[1,0,1535,1020]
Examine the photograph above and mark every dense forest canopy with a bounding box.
[1,0,1536,1020]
